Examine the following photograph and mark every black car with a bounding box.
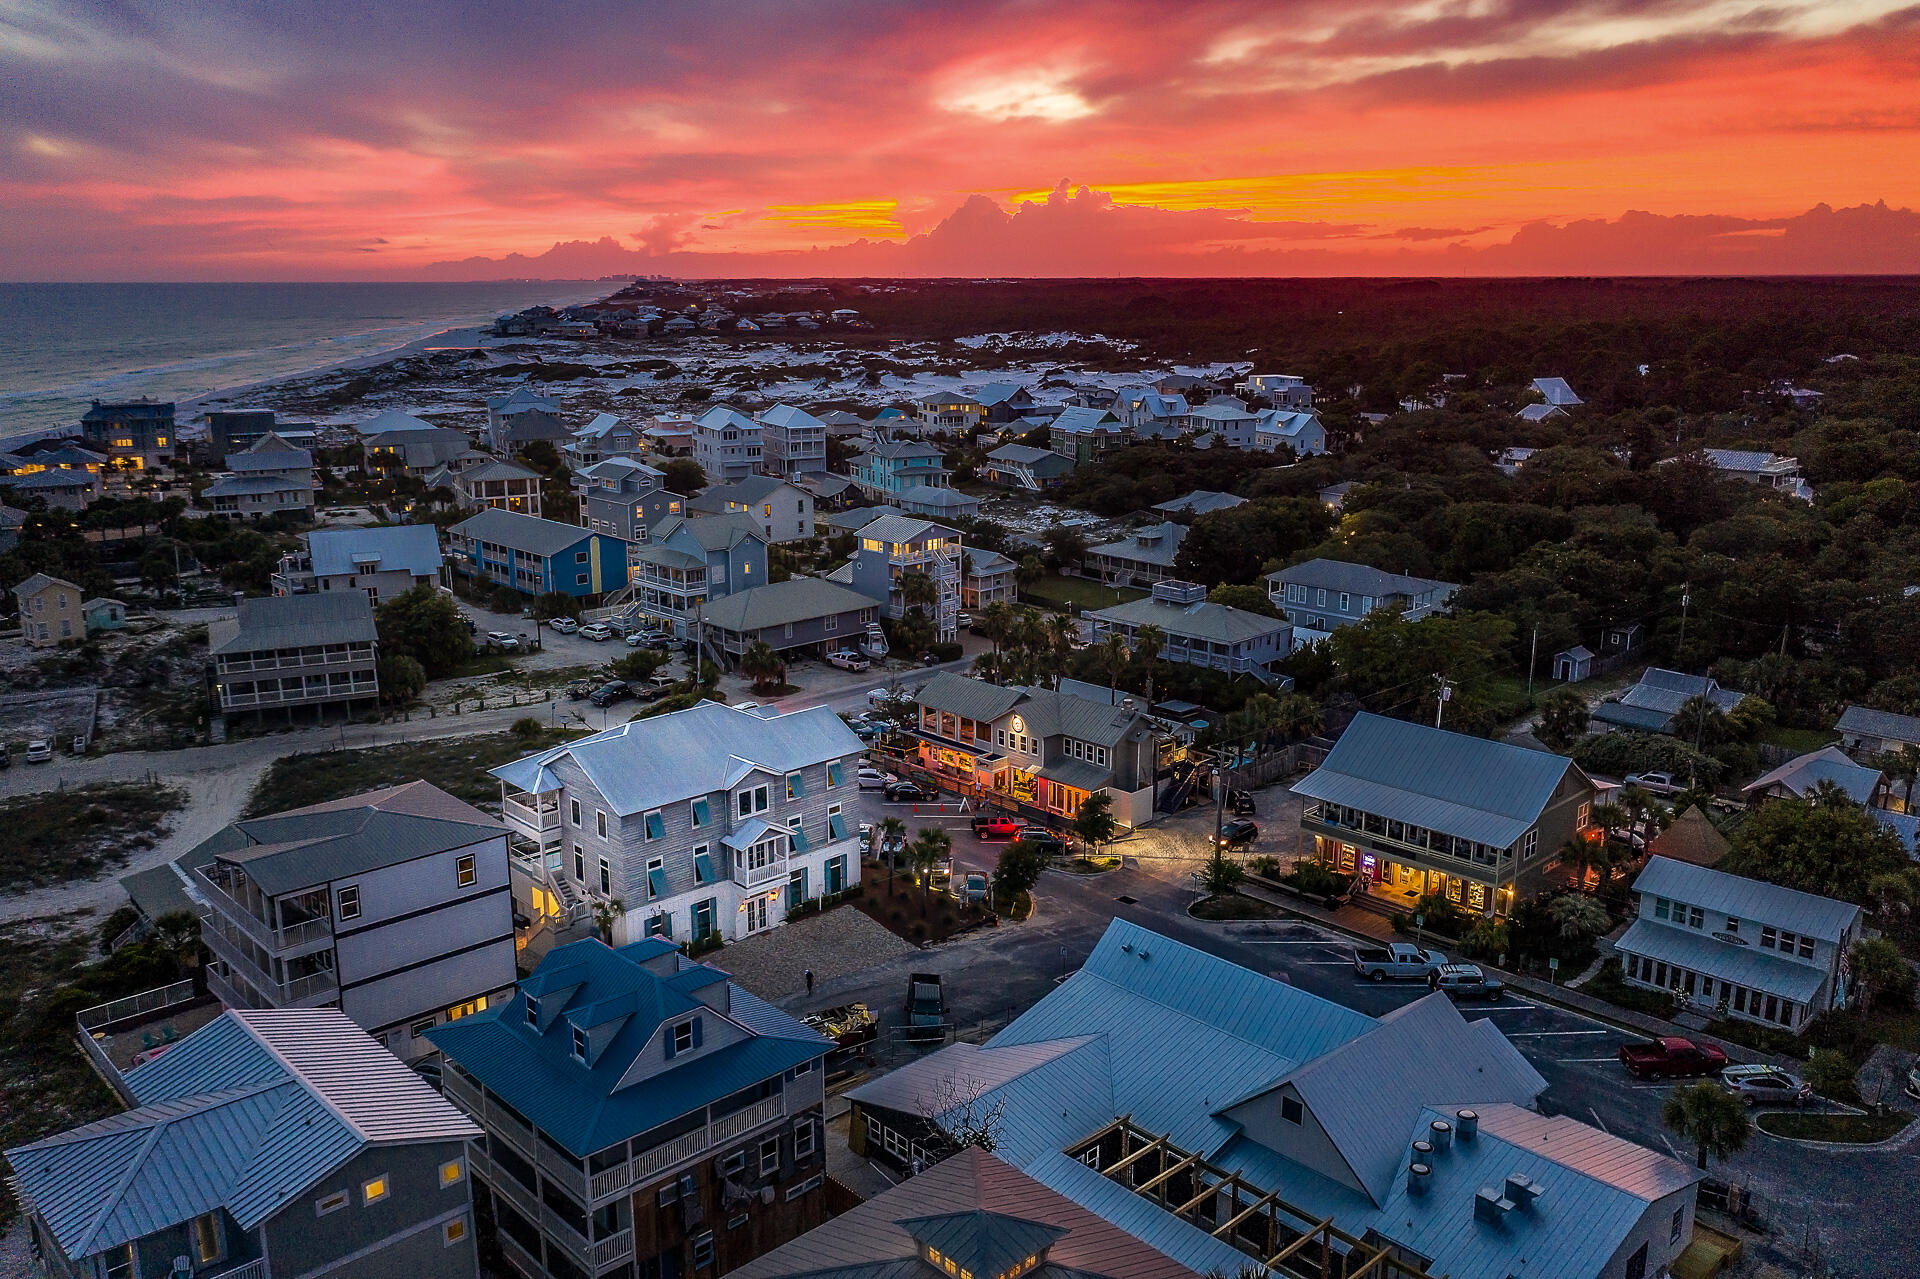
[1210,819,1259,848]
[589,680,633,707]
[1017,830,1067,856]
[1228,789,1257,816]
[884,780,936,803]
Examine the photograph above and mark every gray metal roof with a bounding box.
[1151,489,1244,515]
[306,523,443,579]
[1036,758,1112,791]
[352,407,437,434]
[915,672,1028,723]
[1631,856,1861,940]
[1743,746,1882,803]
[1264,557,1457,598]
[6,1008,476,1261]
[461,457,542,484]
[1615,919,1828,1004]
[688,474,793,511]
[208,591,375,655]
[1087,595,1288,645]
[1051,406,1123,434]
[204,474,308,498]
[986,444,1057,464]
[659,511,765,551]
[1086,522,1185,567]
[697,577,878,633]
[491,701,861,816]
[856,513,957,545]
[449,506,596,556]
[1291,712,1582,848]
[1837,704,1920,746]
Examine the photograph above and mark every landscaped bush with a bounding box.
[1570,732,1723,788]
[1247,855,1282,879]
[1389,891,1470,940]
[1280,861,1347,897]
[928,641,964,662]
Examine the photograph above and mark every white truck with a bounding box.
[1352,942,1449,981]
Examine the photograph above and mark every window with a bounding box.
[1280,1096,1303,1125]
[1670,1206,1685,1245]
[600,857,612,895]
[572,1026,588,1060]
[1725,916,1740,935]
[526,997,541,1026]
[444,1217,468,1247]
[1761,926,1777,950]
[643,808,665,840]
[719,1149,747,1176]
[597,811,608,838]
[673,1018,697,1055]
[1655,897,1671,921]
[787,771,804,799]
[574,845,586,881]
[738,783,770,816]
[1576,802,1591,829]
[692,797,711,828]
[647,856,666,898]
[692,1230,716,1270]
[411,1017,437,1038]
[336,885,361,921]
[1798,936,1814,958]
[794,1122,816,1160]
[456,853,476,888]
[1339,592,1350,612]
[362,1174,389,1205]
[315,1190,349,1217]
[788,814,810,853]
[440,1158,465,1188]
[1688,905,1704,929]
[828,805,849,840]
[570,798,582,826]
[827,760,844,788]
[102,1242,136,1279]
[694,844,715,884]
[760,1135,781,1175]
[192,1211,222,1263]
[1625,1242,1648,1279]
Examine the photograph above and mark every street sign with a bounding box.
[1548,957,1559,970]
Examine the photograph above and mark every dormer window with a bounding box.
[571,1026,587,1061]
[526,998,540,1027]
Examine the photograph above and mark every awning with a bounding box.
[1037,758,1112,792]
[723,817,785,851]
[912,728,1002,762]
[1615,919,1828,1005]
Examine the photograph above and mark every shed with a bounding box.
[1553,645,1594,682]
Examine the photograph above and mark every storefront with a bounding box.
[1317,835,1501,916]
[1038,759,1109,821]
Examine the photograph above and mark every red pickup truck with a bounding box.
[1618,1036,1729,1079]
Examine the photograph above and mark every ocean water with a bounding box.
[0,281,603,440]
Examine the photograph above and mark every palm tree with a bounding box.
[907,826,952,917]
[590,896,627,944]
[1661,1080,1752,1170]
[1590,802,1627,865]
[1015,554,1046,592]
[1808,778,1854,810]
[739,640,786,693]
[899,569,938,611]
[1675,694,1728,748]
[981,600,1014,658]
[1616,783,1656,849]
[1095,632,1131,696]
[1128,623,1166,676]
[879,816,908,894]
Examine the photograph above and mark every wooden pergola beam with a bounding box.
[1264,1219,1336,1268]
[1099,1133,1169,1178]
[1134,1150,1202,1197]
[1212,1188,1284,1238]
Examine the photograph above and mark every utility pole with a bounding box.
[1526,625,1538,696]
[1433,675,1452,729]
[1677,585,1690,661]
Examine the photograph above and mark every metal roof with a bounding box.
[986,445,1056,464]
[758,403,826,429]
[208,591,375,655]
[1051,406,1123,434]
[1151,490,1244,515]
[490,701,860,816]
[1531,377,1583,405]
[7,1009,475,1260]
[449,506,597,557]
[1037,758,1113,791]
[1087,595,1288,646]
[697,577,877,634]
[658,511,764,551]
[1743,746,1882,803]
[1264,557,1456,598]
[1631,856,1861,940]
[204,474,308,498]
[306,523,443,579]
[688,474,794,511]
[461,457,542,484]
[856,512,957,545]
[1291,713,1582,848]
[353,407,437,434]
[1615,919,1828,1004]
[1086,523,1185,567]
[427,939,827,1157]
[1836,704,1920,745]
[917,672,1028,723]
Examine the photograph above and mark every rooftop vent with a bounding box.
[1407,1163,1432,1197]
[1473,1187,1512,1226]
[1411,1139,1434,1163]
[1504,1173,1543,1208]
[1455,1109,1479,1141]
[1428,1118,1453,1151]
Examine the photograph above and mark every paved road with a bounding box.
[795,783,1919,1279]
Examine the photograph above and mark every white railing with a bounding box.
[221,679,377,709]
[711,1094,783,1143]
[211,1260,267,1279]
[196,874,333,951]
[216,649,372,673]
[76,980,199,1033]
[503,795,562,833]
[201,924,338,1006]
[592,1228,636,1268]
[733,858,788,889]
[628,1126,711,1184]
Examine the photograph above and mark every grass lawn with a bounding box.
[1020,573,1145,614]
[1757,1109,1911,1143]
[1189,892,1289,921]
[1759,725,1841,753]
[0,782,185,891]
[1066,855,1121,874]
[447,653,520,680]
[245,727,577,816]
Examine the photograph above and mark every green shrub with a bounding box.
[1458,918,1510,961]
[95,906,141,955]
[929,641,963,662]
[1805,1048,1860,1103]
[1280,861,1347,897]
[1247,855,1282,879]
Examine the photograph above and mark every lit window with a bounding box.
[444,1218,468,1247]
[440,1159,465,1188]
[362,1175,389,1205]
[192,1212,221,1263]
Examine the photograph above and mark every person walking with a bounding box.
[804,968,815,996]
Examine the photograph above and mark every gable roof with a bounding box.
[426,939,828,1157]
[698,578,878,633]
[208,591,375,655]
[1531,377,1582,405]
[1837,704,1920,746]
[353,407,438,435]
[7,1009,475,1261]
[14,571,82,598]
[1086,595,1288,646]
[660,510,766,551]
[1051,406,1124,434]
[758,403,826,430]
[1292,712,1584,848]
[490,701,860,817]
[855,513,957,545]
[1743,745,1883,804]
[487,385,559,413]
[449,506,594,557]
[973,383,1032,408]
[1151,490,1244,516]
[1266,557,1457,597]
[306,523,443,579]
[1631,856,1861,940]
[226,433,312,471]
[1086,522,1185,567]
[688,474,794,511]
[462,457,543,485]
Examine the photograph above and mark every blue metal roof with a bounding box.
[306,523,443,579]
[427,939,829,1158]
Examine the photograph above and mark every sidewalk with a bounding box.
[1234,879,1799,1070]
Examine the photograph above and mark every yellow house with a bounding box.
[14,573,86,648]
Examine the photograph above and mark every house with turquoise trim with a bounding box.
[447,508,629,599]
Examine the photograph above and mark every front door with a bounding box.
[787,868,808,913]
[744,896,769,934]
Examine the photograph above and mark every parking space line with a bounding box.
[1508,1030,1606,1037]
[1556,1056,1624,1063]
[1588,1107,1609,1133]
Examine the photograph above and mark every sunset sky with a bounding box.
[5,0,1920,278]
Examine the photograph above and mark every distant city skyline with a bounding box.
[5,0,1919,279]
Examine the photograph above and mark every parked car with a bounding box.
[960,872,990,905]
[589,680,633,707]
[647,671,678,689]
[1016,830,1067,857]
[867,687,899,708]
[24,739,52,764]
[456,611,476,633]
[1209,819,1259,848]
[955,611,973,629]
[857,766,891,790]
[884,779,935,803]
[626,629,670,649]
[1228,789,1257,816]
[971,814,1026,841]
[1352,942,1448,981]
[579,622,613,642]
[547,617,579,634]
[485,630,519,651]
[1719,1064,1812,1107]
[1624,770,1686,797]
[904,972,946,1042]
[1431,963,1505,1001]
[1618,1036,1728,1079]
[850,718,886,741]
[565,678,593,700]
[825,649,871,672]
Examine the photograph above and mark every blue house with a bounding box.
[428,937,833,1279]
[630,512,769,637]
[851,437,949,500]
[447,507,629,598]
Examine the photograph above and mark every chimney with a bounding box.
[1455,1109,1479,1142]
[1428,1118,1453,1151]
[1407,1163,1432,1197]
[1474,1187,1511,1226]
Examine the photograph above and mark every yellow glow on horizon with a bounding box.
[764,200,905,236]
[1010,166,1532,216]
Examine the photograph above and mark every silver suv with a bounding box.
[1430,963,1506,1001]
